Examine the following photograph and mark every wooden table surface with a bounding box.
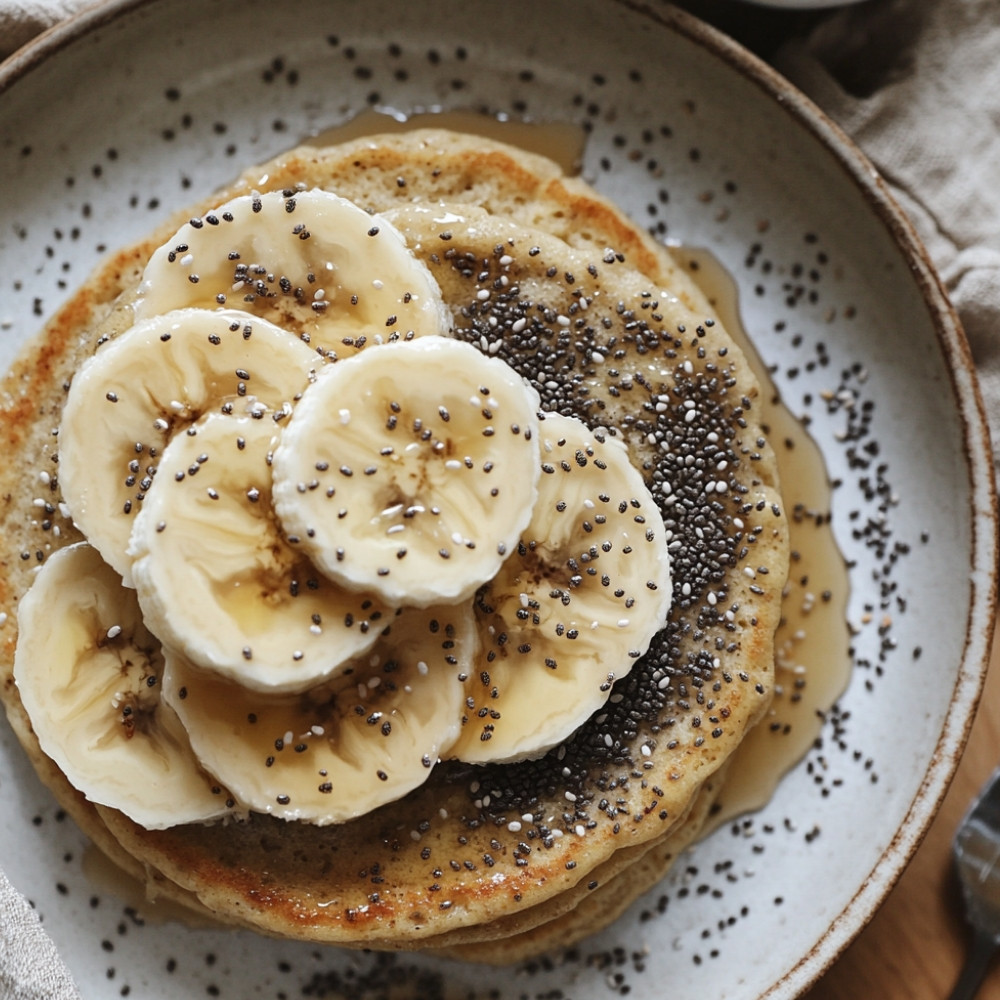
[803,624,1000,999]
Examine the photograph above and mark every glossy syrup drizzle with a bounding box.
[307,107,586,176]
[673,246,852,826]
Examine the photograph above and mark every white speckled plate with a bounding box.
[0,2,995,998]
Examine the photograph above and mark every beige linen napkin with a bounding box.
[0,0,92,59]
[777,0,1000,466]
[0,868,81,999]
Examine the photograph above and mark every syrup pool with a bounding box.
[673,246,852,825]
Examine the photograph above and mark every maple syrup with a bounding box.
[673,247,851,824]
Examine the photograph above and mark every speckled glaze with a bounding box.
[0,2,995,998]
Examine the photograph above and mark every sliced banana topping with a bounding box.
[133,189,450,354]
[13,543,236,830]
[271,336,542,607]
[449,412,672,764]
[20,186,683,832]
[161,605,474,824]
[58,307,320,586]
[129,411,395,693]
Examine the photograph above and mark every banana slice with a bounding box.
[13,542,236,829]
[271,336,542,607]
[133,189,449,354]
[161,605,474,824]
[449,412,672,764]
[129,410,394,693]
[58,307,320,587]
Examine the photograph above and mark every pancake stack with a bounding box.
[0,130,789,961]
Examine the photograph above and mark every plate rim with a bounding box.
[1,1,997,996]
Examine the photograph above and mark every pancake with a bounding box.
[0,129,788,956]
[424,763,729,962]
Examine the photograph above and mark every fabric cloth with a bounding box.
[0,868,81,999]
[0,0,995,996]
[0,0,92,59]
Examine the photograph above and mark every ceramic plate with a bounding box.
[0,2,995,998]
